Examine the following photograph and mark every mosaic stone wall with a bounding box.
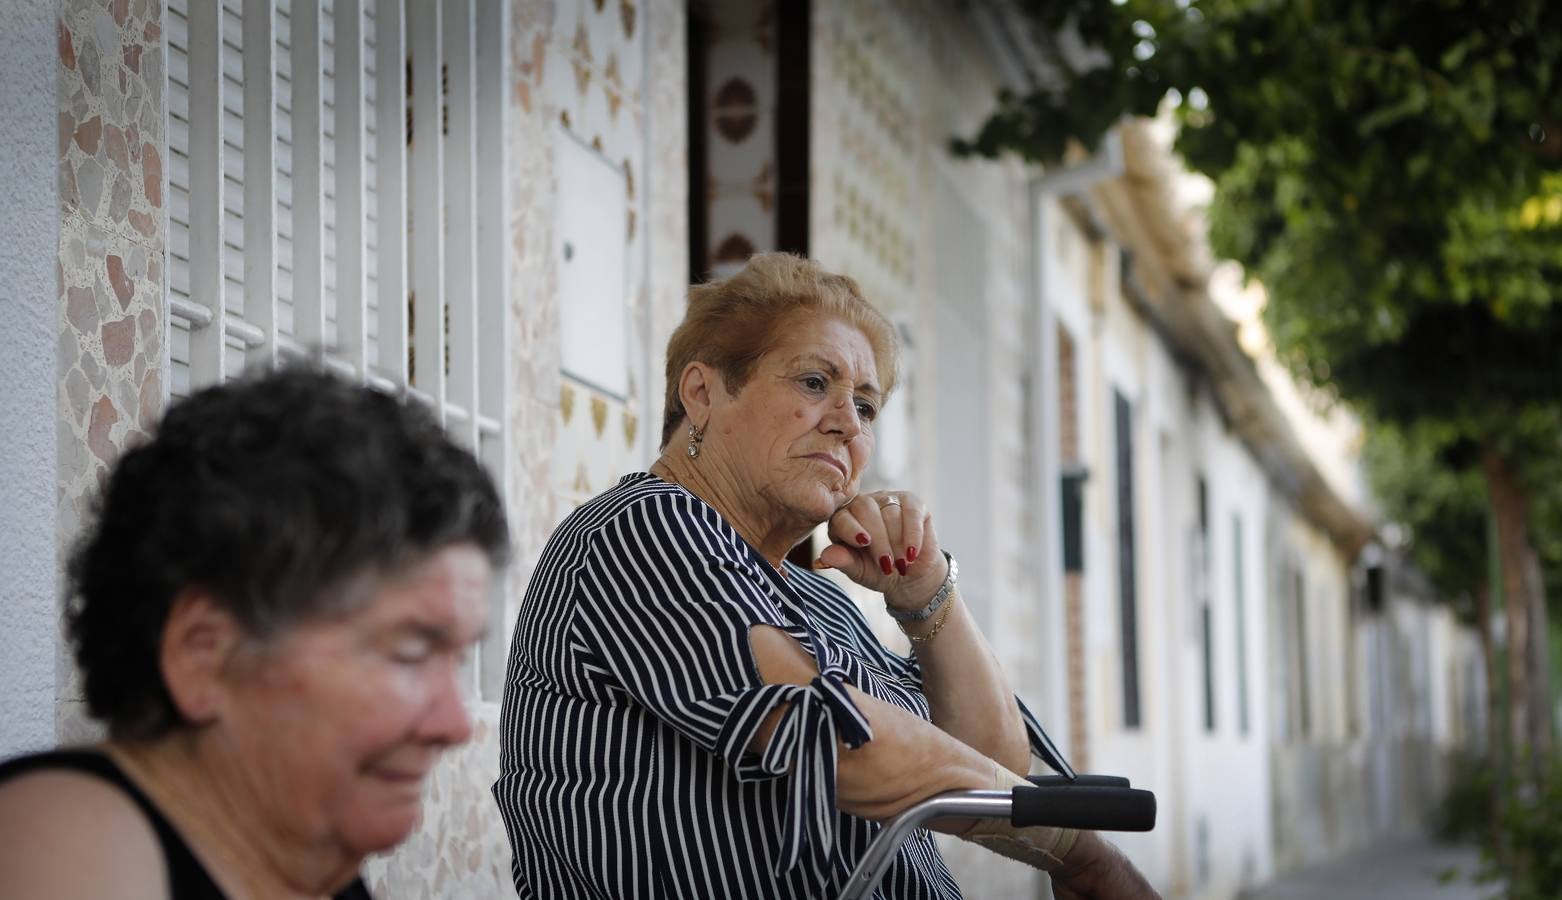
[55,0,169,742]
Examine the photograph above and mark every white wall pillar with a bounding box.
[0,0,61,757]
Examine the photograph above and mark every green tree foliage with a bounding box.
[1360,422,1487,608]
[957,0,1562,772]
[955,0,1562,432]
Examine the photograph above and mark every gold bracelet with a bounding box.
[902,591,956,646]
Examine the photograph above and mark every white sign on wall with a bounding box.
[555,129,630,399]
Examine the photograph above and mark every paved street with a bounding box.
[1240,837,1495,900]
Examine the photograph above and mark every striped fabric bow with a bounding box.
[755,665,874,882]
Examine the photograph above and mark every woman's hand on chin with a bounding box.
[814,491,949,608]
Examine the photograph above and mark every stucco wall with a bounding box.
[0,0,62,759]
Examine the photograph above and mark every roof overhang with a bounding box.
[1081,121,1377,559]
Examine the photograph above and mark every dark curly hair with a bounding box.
[66,366,511,739]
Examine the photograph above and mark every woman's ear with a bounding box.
[159,589,245,726]
[677,362,718,428]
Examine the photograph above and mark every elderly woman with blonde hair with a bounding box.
[494,253,1156,899]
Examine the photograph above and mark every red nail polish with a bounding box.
[879,555,893,575]
[856,533,871,546]
[906,546,918,563]
[895,559,908,576]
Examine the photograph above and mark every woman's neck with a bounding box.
[106,737,358,900]
[650,453,807,572]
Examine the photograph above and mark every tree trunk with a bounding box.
[1475,583,1506,846]
[1476,585,1503,764]
[1483,448,1533,769]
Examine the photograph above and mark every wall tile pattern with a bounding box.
[702,2,775,280]
[643,0,690,452]
[544,0,656,513]
[56,0,169,737]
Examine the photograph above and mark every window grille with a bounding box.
[165,0,511,699]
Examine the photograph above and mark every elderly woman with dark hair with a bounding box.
[495,253,1156,899]
[0,369,509,900]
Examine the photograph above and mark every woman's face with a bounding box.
[709,313,881,528]
[214,543,491,859]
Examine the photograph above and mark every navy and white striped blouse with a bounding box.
[494,473,1069,899]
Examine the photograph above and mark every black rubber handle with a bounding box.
[1010,785,1157,832]
[1027,774,1131,788]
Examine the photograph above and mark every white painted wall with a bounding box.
[1050,199,1288,897]
[0,0,61,757]
[1181,398,1277,897]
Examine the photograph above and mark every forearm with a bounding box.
[748,623,1010,824]
[899,589,1031,773]
[1049,831,1162,899]
[832,683,1000,822]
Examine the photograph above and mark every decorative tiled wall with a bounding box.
[701,1,775,281]
[810,0,924,320]
[642,0,691,455]
[56,0,168,741]
[544,0,659,513]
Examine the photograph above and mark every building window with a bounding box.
[166,0,512,698]
[1059,326,1085,574]
[1294,568,1311,738]
[1113,388,1141,729]
[1197,476,1215,733]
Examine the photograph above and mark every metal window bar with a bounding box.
[408,1,445,416]
[187,0,228,386]
[336,0,369,374]
[375,0,408,384]
[167,0,506,554]
[166,0,513,720]
[291,0,327,348]
[169,0,506,413]
[243,0,279,369]
[475,0,512,701]
[443,0,479,450]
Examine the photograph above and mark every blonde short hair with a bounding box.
[660,253,899,448]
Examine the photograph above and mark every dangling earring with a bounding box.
[686,422,706,458]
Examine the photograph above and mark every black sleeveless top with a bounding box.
[0,750,374,899]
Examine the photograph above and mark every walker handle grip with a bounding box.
[1010,785,1157,832]
[1027,774,1131,788]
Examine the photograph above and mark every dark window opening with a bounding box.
[1114,389,1141,729]
[1198,475,1214,733]
[1234,514,1250,735]
[1061,466,1087,574]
